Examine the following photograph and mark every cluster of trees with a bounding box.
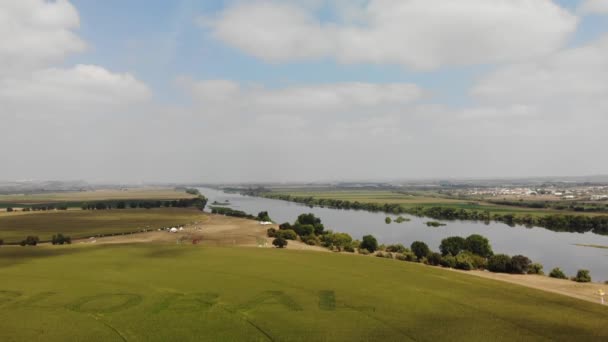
[211,207,257,219]
[259,193,608,235]
[20,236,39,246]
[548,267,592,282]
[488,199,608,213]
[82,197,208,211]
[51,233,72,245]
[268,213,331,248]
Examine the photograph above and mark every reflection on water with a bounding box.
[200,187,608,281]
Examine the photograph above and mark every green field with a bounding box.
[267,190,602,217]
[0,208,204,243]
[0,244,606,341]
[0,188,196,207]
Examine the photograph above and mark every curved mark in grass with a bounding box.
[67,293,142,314]
[0,290,22,306]
[318,290,336,311]
[238,291,303,312]
[89,314,128,342]
[151,292,219,314]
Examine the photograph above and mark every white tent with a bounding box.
[169,227,178,233]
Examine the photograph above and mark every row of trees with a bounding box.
[259,193,608,235]
[82,197,208,211]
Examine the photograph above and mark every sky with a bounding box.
[1,0,608,183]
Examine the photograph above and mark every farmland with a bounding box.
[0,208,205,243]
[0,188,196,208]
[0,244,607,341]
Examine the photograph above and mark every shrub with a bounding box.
[427,252,443,266]
[509,255,532,274]
[257,211,272,222]
[343,245,355,253]
[464,234,493,258]
[358,248,371,255]
[455,253,474,270]
[275,229,297,240]
[440,236,466,256]
[385,244,407,253]
[488,254,512,273]
[376,251,393,259]
[385,217,392,224]
[272,237,287,248]
[6,207,14,212]
[528,263,544,275]
[293,224,315,237]
[0,239,3,246]
[360,235,379,253]
[279,222,292,230]
[440,255,456,268]
[21,236,39,246]
[302,235,319,246]
[574,269,591,283]
[266,228,277,237]
[51,233,71,245]
[410,241,430,261]
[549,267,567,279]
[459,251,487,270]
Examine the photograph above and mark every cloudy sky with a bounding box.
[1,0,607,183]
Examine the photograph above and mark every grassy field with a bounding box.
[268,190,603,217]
[0,244,606,341]
[0,188,196,206]
[0,208,205,243]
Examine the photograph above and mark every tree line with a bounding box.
[257,193,608,235]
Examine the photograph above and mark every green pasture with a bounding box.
[0,208,205,243]
[0,244,606,341]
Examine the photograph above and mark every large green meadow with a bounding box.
[0,244,606,341]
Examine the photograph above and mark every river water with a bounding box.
[199,187,608,281]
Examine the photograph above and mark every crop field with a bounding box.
[0,244,606,341]
[268,190,602,217]
[0,188,196,206]
[0,208,205,243]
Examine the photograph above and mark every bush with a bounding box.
[293,224,315,237]
[574,269,591,283]
[459,251,487,270]
[375,251,393,259]
[464,234,493,258]
[440,255,457,268]
[266,228,277,237]
[385,244,407,253]
[360,235,379,253]
[257,211,272,222]
[0,239,3,246]
[51,233,71,245]
[302,235,319,246]
[410,241,430,260]
[385,217,392,224]
[343,245,355,253]
[272,237,287,248]
[509,255,532,274]
[488,254,512,273]
[321,232,352,251]
[528,263,544,275]
[275,229,297,240]
[21,236,39,246]
[358,248,371,255]
[6,207,14,212]
[455,253,474,270]
[279,222,292,230]
[549,267,567,279]
[427,252,443,266]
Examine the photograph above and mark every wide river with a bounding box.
[199,187,608,281]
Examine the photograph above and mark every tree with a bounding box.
[427,252,443,266]
[360,235,378,253]
[509,255,531,274]
[266,228,277,237]
[272,237,287,248]
[455,253,474,270]
[257,211,271,222]
[464,234,493,257]
[574,269,591,283]
[549,267,567,279]
[6,207,13,212]
[528,263,544,275]
[410,241,430,260]
[116,201,126,209]
[488,254,512,273]
[279,222,292,230]
[21,236,39,246]
[327,232,353,251]
[293,224,315,237]
[385,217,392,224]
[439,236,466,256]
[275,229,297,240]
[0,239,3,246]
[296,213,324,235]
[385,244,407,253]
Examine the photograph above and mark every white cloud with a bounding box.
[0,65,151,116]
[0,0,85,76]
[579,0,608,14]
[207,0,578,70]
[471,34,608,115]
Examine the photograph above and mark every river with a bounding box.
[199,187,608,282]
